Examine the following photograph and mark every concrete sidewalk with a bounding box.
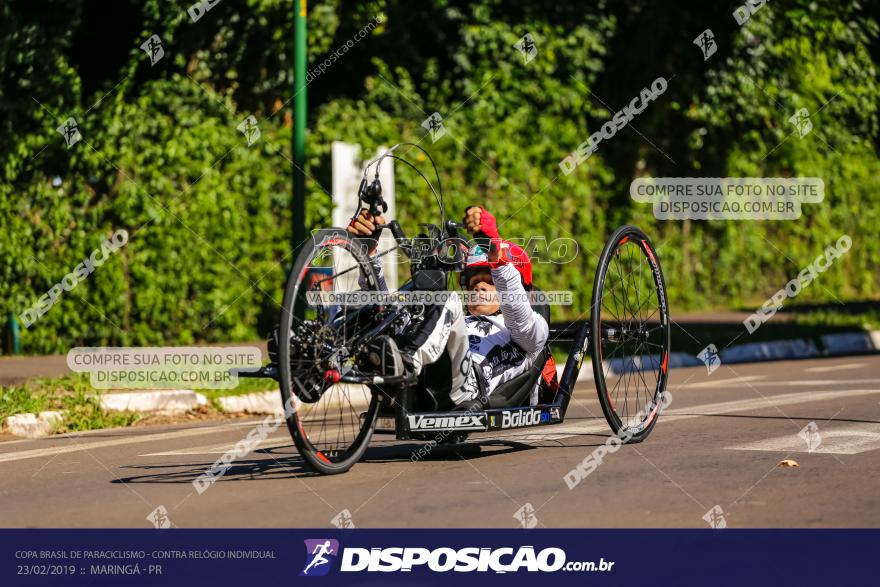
[0,354,69,386]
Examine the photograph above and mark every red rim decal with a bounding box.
[316,451,331,464]
[641,240,657,265]
[661,352,668,374]
[618,236,629,245]
[644,402,659,427]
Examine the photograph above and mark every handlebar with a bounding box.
[373,219,469,271]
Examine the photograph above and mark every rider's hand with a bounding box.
[463,206,500,240]
[347,209,385,238]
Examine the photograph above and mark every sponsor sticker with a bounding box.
[408,414,487,431]
[501,409,543,429]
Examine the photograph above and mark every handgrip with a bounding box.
[382,220,406,242]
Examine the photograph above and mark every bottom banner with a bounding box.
[2,529,874,585]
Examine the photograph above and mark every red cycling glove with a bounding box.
[466,206,501,241]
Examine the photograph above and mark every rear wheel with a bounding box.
[279,229,381,474]
[591,225,670,443]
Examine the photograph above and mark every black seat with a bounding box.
[456,285,554,411]
[485,347,549,408]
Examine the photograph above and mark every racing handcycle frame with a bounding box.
[240,143,671,474]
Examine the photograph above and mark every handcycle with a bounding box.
[241,144,671,475]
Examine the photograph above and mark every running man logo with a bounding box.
[798,421,822,452]
[789,108,813,138]
[697,344,721,375]
[237,115,261,146]
[56,117,82,149]
[702,505,728,529]
[514,33,538,64]
[513,503,538,529]
[421,112,446,143]
[140,34,164,66]
[693,29,716,60]
[146,505,172,529]
[300,539,340,577]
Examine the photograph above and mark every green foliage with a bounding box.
[679,0,880,310]
[5,76,292,353]
[0,381,50,420]
[58,384,142,433]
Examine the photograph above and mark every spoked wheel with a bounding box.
[591,225,670,443]
[279,229,381,474]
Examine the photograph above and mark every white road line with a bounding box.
[0,421,261,464]
[773,378,880,387]
[681,378,880,389]
[3,388,880,463]
[681,375,766,389]
[478,388,880,444]
[141,436,292,456]
[726,423,880,455]
[803,363,866,373]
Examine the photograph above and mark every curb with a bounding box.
[581,330,880,376]
[716,330,880,364]
[720,339,820,363]
[217,384,372,416]
[821,331,880,356]
[4,411,63,439]
[2,385,374,438]
[99,389,208,414]
[217,390,284,415]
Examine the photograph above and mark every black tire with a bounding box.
[279,229,381,474]
[591,225,670,443]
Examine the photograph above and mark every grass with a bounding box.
[791,308,880,330]
[0,374,140,433]
[0,371,279,435]
[0,382,50,419]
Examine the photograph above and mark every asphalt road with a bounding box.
[2,355,879,528]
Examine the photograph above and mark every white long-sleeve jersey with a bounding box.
[465,263,549,404]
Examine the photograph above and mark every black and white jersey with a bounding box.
[465,264,549,404]
[361,256,548,405]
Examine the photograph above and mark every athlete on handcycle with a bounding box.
[346,205,557,411]
[259,145,670,474]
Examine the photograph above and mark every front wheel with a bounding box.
[591,225,670,443]
[279,229,381,474]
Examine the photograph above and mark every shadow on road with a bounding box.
[362,439,534,464]
[110,434,604,486]
[112,451,318,485]
[683,413,880,425]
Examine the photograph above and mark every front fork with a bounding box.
[552,322,649,417]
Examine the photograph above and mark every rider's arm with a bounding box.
[348,209,389,291]
[490,263,548,354]
[361,253,388,292]
[466,205,547,353]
